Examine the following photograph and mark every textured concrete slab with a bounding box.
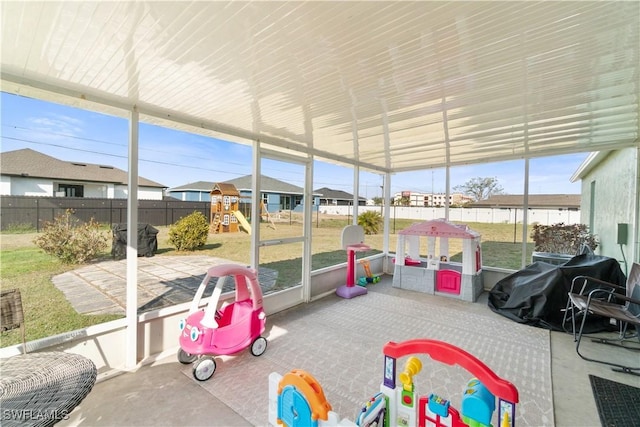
[56,277,640,427]
[52,256,277,315]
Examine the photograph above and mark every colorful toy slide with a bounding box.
[233,211,251,234]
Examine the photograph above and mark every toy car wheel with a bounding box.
[250,336,267,356]
[177,348,198,364]
[192,356,216,381]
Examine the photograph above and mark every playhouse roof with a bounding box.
[398,219,480,239]
[210,183,239,196]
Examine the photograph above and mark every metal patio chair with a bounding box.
[566,266,640,376]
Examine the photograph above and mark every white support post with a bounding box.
[521,159,530,268]
[383,173,391,273]
[125,106,139,369]
[251,141,261,269]
[302,157,313,302]
[353,166,360,223]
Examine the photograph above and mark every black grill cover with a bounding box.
[111,223,159,259]
[488,254,626,331]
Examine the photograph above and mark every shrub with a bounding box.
[33,209,108,264]
[531,222,599,254]
[168,211,209,251]
[357,210,383,235]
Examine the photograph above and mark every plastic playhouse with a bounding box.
[392,219,483,302]
[268,338,519,427]
[177,264,267,381]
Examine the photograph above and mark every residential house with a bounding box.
[167,175,321,212]
[471,194,582,227]
[0,149,166,199]
[314,187,366,206]
[571,148,638,268]
[164,180,213,202]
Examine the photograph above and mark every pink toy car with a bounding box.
[177,264,267,381]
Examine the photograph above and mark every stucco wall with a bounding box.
[3,176,53,196]
[113,185,164,200]
[1,176,164,200]
[83,183,109,197]
[580,148,638,265]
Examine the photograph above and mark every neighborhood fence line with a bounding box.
[0,196,218,232]
[319,205,582,226]
[0,196,582,232]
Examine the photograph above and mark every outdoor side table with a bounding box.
[0,352,97,427]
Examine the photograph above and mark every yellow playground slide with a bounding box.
[233,211,251,234]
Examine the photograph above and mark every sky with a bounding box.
[0,92,588,198]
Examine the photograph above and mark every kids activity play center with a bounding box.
[268,338,519,427]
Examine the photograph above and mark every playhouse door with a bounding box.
[436,270,461,294]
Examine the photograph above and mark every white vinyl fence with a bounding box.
[318,205,581,226]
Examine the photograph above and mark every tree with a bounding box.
[453,177,504,202]
[357,210,383,234]
[396,196,411,206]
[371,196,384,206]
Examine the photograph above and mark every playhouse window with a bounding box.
[223,214,230,225]
[223,196,231,209]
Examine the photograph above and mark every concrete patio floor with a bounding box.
[57,274,639,427]
[51,255,279,315]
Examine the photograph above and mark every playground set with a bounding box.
[209,182,275,235]
[210,183,242,234]
[268,338,519,427]
[392,219,484,302]
[177,264,268,381]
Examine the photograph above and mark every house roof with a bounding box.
[223,175,307,195]
[168,175,311,195]
[570,151,612,182]
[471,194,581,209]
[0,149,165,188]
[1,2,637,175]
[314,187,366,202]
[168,181,217,192]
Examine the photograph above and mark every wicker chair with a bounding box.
[1,288,26,354]
[0,352,98,426]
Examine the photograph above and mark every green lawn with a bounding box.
[0,219,533,347]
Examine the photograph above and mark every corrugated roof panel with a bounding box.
[1,2,637,173]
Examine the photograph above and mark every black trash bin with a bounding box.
[111,223,159,259]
